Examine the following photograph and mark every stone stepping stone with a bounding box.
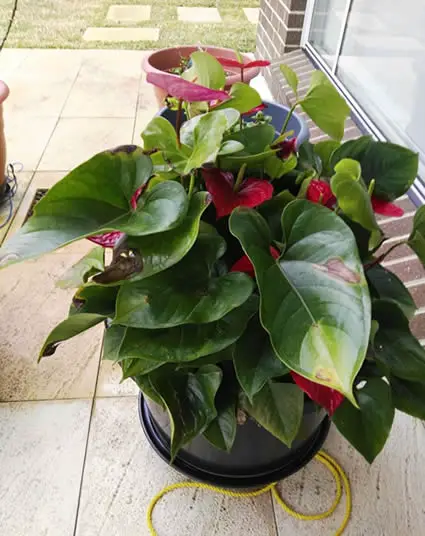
[177,7,222,23]
[106,5,151,23]
[83,27,159,42]
[243,8,260,24]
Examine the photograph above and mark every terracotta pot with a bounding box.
[142,46,261,108]
[0,81,10,192]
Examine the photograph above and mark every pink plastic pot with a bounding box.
[0,81,10,190]
[142,46,261,108]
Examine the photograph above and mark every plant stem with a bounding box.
[234,163,247,191]
[176,99,183,147]
[280,103,297,135]
[188,172,195,198]
[364,240,408,270]
[241,67,244,84]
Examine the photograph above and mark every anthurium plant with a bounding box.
[1,52,424,463]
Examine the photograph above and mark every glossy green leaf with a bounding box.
[390,377,425,420]
[117,296,258,363]
[142,117,191,173]
[372,300,425,383]
[0,149,154,266]
[330,171,382,249]
[264,153,297,180]
[103,325,127,361]
[225,123,275,155]
[203,375,237,452]
[300,72,350,140]
[127,192,210,281]
[331,137,419,200]
[214,82,262,114]
[152,364,222,459]
[132,371,164,407]
[258,190,295,240]
[234,316,289,401]
[314,140,340,176]
[367,265,416,319]
[57,247,105,289]
[408,205,425,267]
[242,381,304,446]
[120,357,163,379]
[114,229,254,328]
[230,202,371,403]
[39,313,106,360]
[70,285,118,316]
[334,158,361,181]
[182,51,226,89]
[181,109,239,148]
[218,140,245,156]
[298,141,321,173]
[279,64,298,97]
[333,378,394,463]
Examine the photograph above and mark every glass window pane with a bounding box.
[337,0,425,160]
[308,0,348,66]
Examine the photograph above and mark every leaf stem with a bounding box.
[188,172,195,198]
[241,66,244,84]
[364,240,408,270]
[234,163,247,191]
[176,99,183,147]
[280,103,297,135]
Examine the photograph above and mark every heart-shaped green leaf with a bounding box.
[408,205,425,267]
[214,82,262,114]
[181,109,239,148]
[314,140,340,177]
[121,357,163,378]
[152,364,223,459]
[218,140,245,156]
[258,189,296,240]
[300,71,350,141]
[279,64,298,98]
[57,247,105,289]
[230,202,371,402]
[264,153,297,180]
[334,158,361,180]
[242,381,304,446]
[333,378,394,463]
[0,149,154,266]
[367,265,416,319]
[203,375,237,452]
[39,313,106,360]
[225,123,275,155]
[390,376,425,419]
[70,285,118,316]
[331,137,419,200]
[126,192,210,281]
[182,51,226,90]
[117,296,258,363]
[114,228,254,328]
[330,171,382,249]
[234,316,288,401]
[372,300,425,383]
[103,325,127,361]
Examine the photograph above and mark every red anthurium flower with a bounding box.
[88,186,145,248]
[231,247,279,278]
[88,231,123,248]
[371,197,404,217]
[276,138,297,159]
[202,168,273,218]
[146,72,230,103]
[306,179,336,208]
[291,372,344,416]
[216,57,271,70]
[242,103,267,116]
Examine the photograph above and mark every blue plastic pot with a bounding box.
[157,99,310,147]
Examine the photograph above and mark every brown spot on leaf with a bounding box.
[109,144,138,155]
[42,342,60,357]
[314,258,360,284]
[93,249,143,284]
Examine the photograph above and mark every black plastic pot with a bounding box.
[139,394,330,488]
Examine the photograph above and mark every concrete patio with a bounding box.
[0,48,424,536]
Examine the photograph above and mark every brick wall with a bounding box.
[256,0,307,101]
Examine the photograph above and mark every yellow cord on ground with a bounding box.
[147,450,351,536]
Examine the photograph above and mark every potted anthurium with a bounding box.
[1,52,425,488]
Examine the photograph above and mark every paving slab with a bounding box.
[107,5,152,23]
[177,7,222,23]
[243,8,260,24]
[0,399,91,535]
[83,27,159,42]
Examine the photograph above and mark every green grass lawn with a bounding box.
[0,0,259,51]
